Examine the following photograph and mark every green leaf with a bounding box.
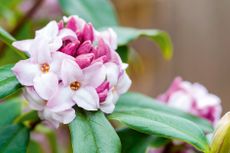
[0,26,27,59]
[0,99,21,126]
[0,124,30,153]
[0,26,15,46]
[117,128,169,153]
[58,0,118,28]
[109,107,209,152]
[69,109,121,153]
[113,27,173,60]
[116,46,129,62]
[114,92,213,133]
[0,64,22,99]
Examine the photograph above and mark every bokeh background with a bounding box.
[1,0,229,114]
[113,0,230,114]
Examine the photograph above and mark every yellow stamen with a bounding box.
[40,63,50,73]
[70,81,81,91]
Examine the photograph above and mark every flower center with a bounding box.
[40,63,50,73]
[70,81,81,91]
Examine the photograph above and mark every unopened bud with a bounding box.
[210,112,230,153]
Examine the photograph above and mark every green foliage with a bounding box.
[58,0,118,28]
[0,26,27,61]
[109,93,210,152]
[69,108,121,153]
[0,64,22,99]
[0,99,21,126]
[116,46,129,62]
[117,128,169,153]
[0,124,30,153]
[0,26,15,45]
[113,27,173,60]
[114,92,213,132]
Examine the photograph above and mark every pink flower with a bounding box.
[150,78,222,153]
[157,77,222,125]
[12,15,131,127]
[24,87,75,128]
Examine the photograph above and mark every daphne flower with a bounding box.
[149,77,222,153]
[12,40,77,101]
[55,59,106,111]
[12,15,131,127]
[12,21,77,57]
[157,77,222,125]
[98,28,118,50]
[98,63,132,113]
[24,87,75,128]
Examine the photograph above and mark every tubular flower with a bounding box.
[12,15,131,127]
[149,77,222,153]
[157,77,222,125]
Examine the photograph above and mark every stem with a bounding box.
[29,119,42,131]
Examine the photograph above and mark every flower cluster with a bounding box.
[157,77,222,125]
[149,77,222,153]
[12,16,131,128]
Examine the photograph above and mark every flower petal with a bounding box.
[52,108,76,124]
[50,51,75,75]
[47,85,75,112]
[105,62,119,86]
[60,59,83,86]
[100,92,115,114]
[23,87,45,111]
[116,72,132,94]
[30,37,52,64]
[36,21,59,39]
[33,72,58,100]
[12,39,33,53]
[83,62,106,88]
[49,37,63,51]
[100,28,117,50]
[38,110,60,128]
[73,86,99,111]
[12,59,40,86]
[58,28,77,41]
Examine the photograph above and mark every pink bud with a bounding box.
[60,41,79,56]
[66,17,78,32]
[96,82,110,102]
[93,39,111,63]
[58,20,64,30]
[82,23,94,42]
[75,53,95,68]
[76,40,92,55]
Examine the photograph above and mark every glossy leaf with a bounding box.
[69,109,121,153]
[118,128,169,153]
[0,99,21,126]
[113,27,173,60]
[0,124,30,153]
[0,26,26,59]
[0,64,22,99]
[0,26,15,46]
[114,92,213,133]
[109,107,209,152]
[58,0,118,28]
